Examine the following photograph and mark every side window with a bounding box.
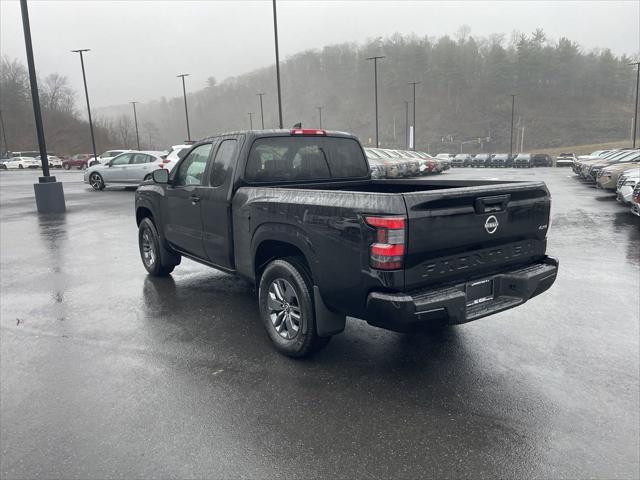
[131,153,154,164]
[174,144,212,186]
[210,139,237,186]
[111,153,132,165]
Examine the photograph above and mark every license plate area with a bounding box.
[466,278,494,306]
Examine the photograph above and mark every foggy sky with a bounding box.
[1,0,638,108]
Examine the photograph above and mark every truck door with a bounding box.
[200,137,239,269]
[164,143,212,258]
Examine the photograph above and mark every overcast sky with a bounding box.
[1,0,638,108]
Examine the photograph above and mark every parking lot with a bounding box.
[1,168,638,478]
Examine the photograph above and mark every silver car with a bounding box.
[84,151,174,190]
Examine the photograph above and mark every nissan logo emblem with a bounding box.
[484,215,499,234]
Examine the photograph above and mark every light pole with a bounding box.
[257,92,266,129]
[404,101,409,149]
[248,112,254,130]
[630,61,640,148]
[130,102,140,150]
[317,106,323,128]
[509,94,516,157]
[0,109,8,155]
[177,74,191,142]
[20,0,65,213]
[71,48,98,165]
[366,55,385,148]
[408,81,420,150]
[272,0,283,128]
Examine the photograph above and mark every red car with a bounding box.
[62,154,94,170]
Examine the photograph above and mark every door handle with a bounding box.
[190,195,200,204]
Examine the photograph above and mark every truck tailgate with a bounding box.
[402,182,550,291]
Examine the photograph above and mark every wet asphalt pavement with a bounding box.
[1,168,638,479]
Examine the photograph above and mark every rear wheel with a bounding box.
[18,164,23,169]
[138,217,176,276]
[80,163,87,170]
[258,257,331,358]
[89,172,105,190]
[63,163,70,170]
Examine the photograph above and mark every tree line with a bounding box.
[2,28,638,155]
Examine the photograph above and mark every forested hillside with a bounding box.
[2,29,638,154]
[0,57,117,156]
[104,29,637,152]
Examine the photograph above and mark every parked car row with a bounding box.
[364,148,449,179]
[441,152,554,168]
[571,148,640,216]
[0,152,63,169]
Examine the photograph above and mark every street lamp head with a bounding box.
[366,55,386,61]
[177,73,190,78]
[71,49,91,53]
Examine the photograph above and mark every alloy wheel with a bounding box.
[89,173,103,190]
[141,227,156,267]
[266,278,301,340]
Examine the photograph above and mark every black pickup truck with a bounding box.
[135,129,558,357]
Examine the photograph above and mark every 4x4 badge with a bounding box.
[485,215,499,234]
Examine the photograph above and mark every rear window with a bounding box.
[245,136,368,183]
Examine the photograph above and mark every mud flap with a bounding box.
[314,286,345,337]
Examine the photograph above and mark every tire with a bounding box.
[258,257,331,358]
[18,164,23,169]
[63,164,71,170]
[80,163,87,170]
[138,217,176,276]
[89,172,105,191]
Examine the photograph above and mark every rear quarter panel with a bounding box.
[233,186,407,317]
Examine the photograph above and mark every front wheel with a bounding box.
[138,218,176,276]
[258,258,331,358]
[89,172,105,190]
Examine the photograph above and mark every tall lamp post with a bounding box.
[0,109,8,156]
[257,92,266,129]
[404,101,409,149]
[408,81,420,150]
[630,61,640,148]
[272,0,283,128]
[317,106,323,128]
[509,94,517,157]
[20,0,65,213]
[248,112,254,130]
[177,74,191,142]
[366,55,385,147]
[130,101,140,150]
[71,48,98,165]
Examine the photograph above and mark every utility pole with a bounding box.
[177,74,191,142]
[366,55,385,148]
[404,100,409,149]
[630,62,640,148]
[21,0,65,213]
[257,93,265,129]
[130,102,140,150]
[520,125,525,153]
[509,94,516,157]
[0,110,8,156]
[71,48,98,165]
[272,0,283,128]
[317,106,323,128]
[248,112,254,130]
[408,81,421,150]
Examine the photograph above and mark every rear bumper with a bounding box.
[365,256,558,332]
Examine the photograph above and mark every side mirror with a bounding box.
[152,168,169,184]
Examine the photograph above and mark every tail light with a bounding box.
[365,216,406,270]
